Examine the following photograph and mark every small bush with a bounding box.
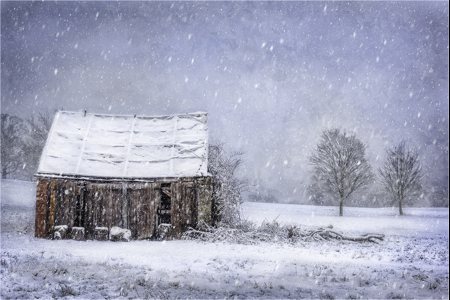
[57,283,77,297]
[386,292,404,299]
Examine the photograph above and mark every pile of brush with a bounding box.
[182,220,384,245]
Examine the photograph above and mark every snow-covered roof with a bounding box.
[37,111,209,179]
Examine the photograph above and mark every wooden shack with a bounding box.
[34,111,213,240]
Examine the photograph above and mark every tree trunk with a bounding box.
[399,199,404,215]
[339,196,344,216]
[2,167,6,179]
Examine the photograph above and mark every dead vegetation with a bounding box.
[182,220,385,245]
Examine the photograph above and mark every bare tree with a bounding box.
[208,141,248,226]
[22,111,53,178]
[378,141,423,215]
[1,114,27,179]
[309,128,374,216]
[27,111,53,144]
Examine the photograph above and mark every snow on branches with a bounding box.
[378,141,423,215]
[208,141,248,226]
[182,220,384,245]
[309,128,374,216]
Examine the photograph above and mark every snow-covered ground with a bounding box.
[241,202,449,238]
[1,180,449,299]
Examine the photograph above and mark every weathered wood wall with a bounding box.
[34,177,213,240]
[127,182,160,240]
[170,182,198,238]
[197,180,214,226]
[35,179,48,238]
[83,182,123,239]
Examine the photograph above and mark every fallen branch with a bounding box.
[182,221,384,245]
[308,228,384,243]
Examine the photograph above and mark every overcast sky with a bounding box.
[1,1,448,202]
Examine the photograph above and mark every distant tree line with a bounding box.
[247,192,278,203]
[1,112,448,216]
[1,112,52,181]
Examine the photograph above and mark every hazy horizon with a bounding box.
[1,1,448,204]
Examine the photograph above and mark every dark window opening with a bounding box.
[74,194,81,227]
[74,192,85,228]
[158,185,171,224]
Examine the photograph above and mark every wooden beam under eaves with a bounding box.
[162,188,172,198]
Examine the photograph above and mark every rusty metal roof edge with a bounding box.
[34,172,212,183]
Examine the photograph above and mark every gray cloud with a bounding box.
[1,1,448,201]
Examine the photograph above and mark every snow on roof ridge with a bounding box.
[58,110,208,118]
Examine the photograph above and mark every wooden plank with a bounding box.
[138,186,147,239]
[152,183,161,236]
[129,182,152,239]
[53,180,61,227]
[106,184,112,230]
[85,183,94,239]
[122,183,128,229]
[179,182,186,233]
[102,184,108,227]
[73,184,81,227]
[127,187,138,239]
[63,181,73,228]
[192,185,198,227]
[149,183,157,238]
[171,182,182,238]
[96,184,102,227]
[134,187,140,238]
[80,183,87,229]
[111,188,122,228]
[65,182,71,228]
[92,185,98,230]
[137,184,153,239]
[145,185,152,238]
[144,184,151,238]
[162,189,172,198]
[170,183,176,235]
[185,185,191,228]
[35,179,48,238]
[63,181,70,226]
[140,185,146,238]
[101,184,107,227]
[48,180,56,236]
[67,182,76,229]
[139,183,145,238]
[90,183,98,238]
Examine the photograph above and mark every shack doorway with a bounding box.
[158,184,172,225]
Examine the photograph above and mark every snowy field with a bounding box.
[1,180,448,299]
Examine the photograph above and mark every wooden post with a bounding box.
[67,182,76,229]
[112,186,122,228]
[122,182,128,229]
[107,184,113,230]
[35,179,48,238]
[48,180,56,237]
[85,183,93,239]
[152,183,161,237]
[140,184,151,239]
